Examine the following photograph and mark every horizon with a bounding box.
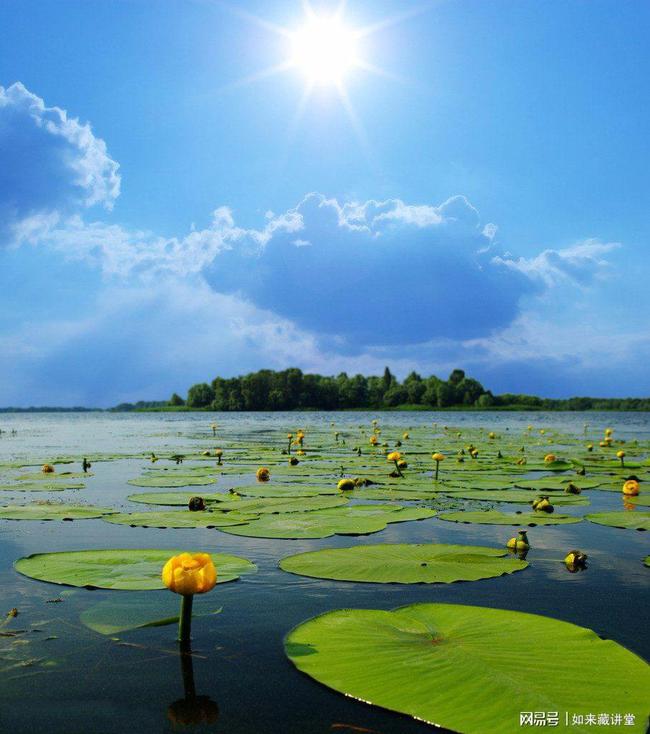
[2,1,650,407]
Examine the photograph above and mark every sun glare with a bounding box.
[290,17,358,84]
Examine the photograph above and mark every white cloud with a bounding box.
[492,238,620,287]
[0,82,120,211]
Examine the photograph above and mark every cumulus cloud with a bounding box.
[205,192,533,346]
[0,82,120,242]
[492,239,620,287]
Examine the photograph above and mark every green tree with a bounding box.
[168,393,185,406]
[186,383,215,408]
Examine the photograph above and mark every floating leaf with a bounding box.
[80,593,222,635]
[585,512,650,531]
[220,505,435,539]
[15,549,257,590]
[0,504,114,521]
[212,495,348,514]
[285,603,650,732]
[127,491,224,506]
[127,475,217,488]
[440,489,589,505]
[280,544,528,584]
[102,510,256,528]
[438,510,581,526]
[0,482,85,492]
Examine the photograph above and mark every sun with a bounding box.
[290,17,359,85]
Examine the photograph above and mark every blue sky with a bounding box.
[1,0,649,406]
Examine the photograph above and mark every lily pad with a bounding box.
[127,475,217,488]
[128,491,224,506]
[514,477,601,491]
[585,512,650,531]
[15,549,257,590]
[212,495,348,514]
[80,593,222,635]
[285,603,650,732]
[232,485,337,498]
[438,510,581,526]
[440,489,589,505]
[220,505,435,539]
[280,544,528,584]
[102,510,256,528]
[0,482,85,492]
[0,504,115,521]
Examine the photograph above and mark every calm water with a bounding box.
[0,411,648,734]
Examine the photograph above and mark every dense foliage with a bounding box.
[171,367,650,411]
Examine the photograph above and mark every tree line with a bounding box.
[138,367,650,412]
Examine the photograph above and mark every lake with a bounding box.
[0,411,648,734]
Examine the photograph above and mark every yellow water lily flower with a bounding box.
[506,530,529,551]
[387,451,402,463]
[369,435,378,446]
[256,467,271,482]
[402,432,410,440]
[337,478,355,491]
[41,464,55,473]
[162,553,217,596]
[432,452,445,462]
[622,479,640,496]
[605,427,613,437]
[544,454,557,463]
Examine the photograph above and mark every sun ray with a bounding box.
[218,61,295,93]
[355,1,436,39]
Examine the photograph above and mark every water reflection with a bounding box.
[167,646,219,728]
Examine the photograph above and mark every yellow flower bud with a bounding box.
[387,451,401,462]
[622,479,640,496]
[337,478,355,491]
[162,553,216,596]
[256,467,271,482]
[616,450,625,459]
[432,453,445,462]
[544,454,557,463]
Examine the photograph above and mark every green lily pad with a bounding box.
[128,491,224,506]
[585,512,650,531]
[232,485,337,498]
[438,510,581,526]
[0,482,85,492]
[514,478,601,491]
[127,475,217,488]
[280,544,527,584]
[285,603,650,732]
[102,510,256,528]
[345,488,439,501]
[220,505,435,539]
[16,471,90,481]
[0,504,115,521]
[211,495,348,514]
[441,489,589,505]
[15,549,257,590]
[80,593,222,635]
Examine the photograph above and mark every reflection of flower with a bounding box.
[168,695,219,727]
[162,553,216,596]
[256,467,270,482]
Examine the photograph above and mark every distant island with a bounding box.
[108,367,650,412]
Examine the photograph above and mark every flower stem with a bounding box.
[435,461,439,481]
[178,594,194,643]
